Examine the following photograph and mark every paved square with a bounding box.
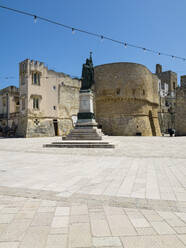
[0,136,185,247]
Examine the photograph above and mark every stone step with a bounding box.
[52,142,109,145]
[44,142,115,148]
[67,133,101,136]
[65,130,102,134]
[63,136,102,140]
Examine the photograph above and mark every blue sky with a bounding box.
[0,0,186,89]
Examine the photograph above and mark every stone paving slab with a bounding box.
[0,194,185,247]
[0,137,185,247]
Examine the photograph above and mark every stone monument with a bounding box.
[63,52,104,140]
[44,53,114,148]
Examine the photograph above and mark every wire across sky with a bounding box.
[0,4,186,62]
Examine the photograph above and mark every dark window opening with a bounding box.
[116,88,120,95]
[33,97,39,109]
[53,119,58,136]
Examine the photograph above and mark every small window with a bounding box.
[22,98,25,110]
[33,97,39,109]
[173,82,176,90]
[116,88,120,95]
[143,90,145,95]
[132,89,136,96]
[34,119,40,126]
[32,72,40,85]
[53,106,56,110]
[2,98,6,107]
[53,86,56,90]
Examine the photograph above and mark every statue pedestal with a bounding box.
[43,54,115,148]
[63,90,103,140]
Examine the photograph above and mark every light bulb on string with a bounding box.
[72,28,75,34]
[143,48,146,52]
[158,52,161,56]
[34,15,37,23]
[124,43,127,48]
[100,35,104,42]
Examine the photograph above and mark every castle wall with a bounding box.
[94,63,161,136]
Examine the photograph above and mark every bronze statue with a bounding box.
[81,52,94,90]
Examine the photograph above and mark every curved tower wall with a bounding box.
[94,63,161,136]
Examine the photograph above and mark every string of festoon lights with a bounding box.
[0,4,186,62]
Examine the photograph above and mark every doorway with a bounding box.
[149,111,156,136]
[53,119,58,136]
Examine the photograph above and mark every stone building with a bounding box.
[0,86,19,128]
[94,62,161,136]
[1,59,184,137]
[0,59,81,137]
[155,64,177,134]
[175,75,186,136]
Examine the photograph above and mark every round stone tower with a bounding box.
[94,62,161,136]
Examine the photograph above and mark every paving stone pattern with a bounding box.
[0,195,185,247]
[0,136,185,247]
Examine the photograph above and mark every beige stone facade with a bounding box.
[17,59,81,137]
[94,63,161,136]
[155,64,177,134]
[0,86,19,131]
[0,59,81,137]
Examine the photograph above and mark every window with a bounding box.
[116,88,120,95]
[143,90,145,95]
[22,98,25,110]
[173,82,176,90]
[2,98,6,107]
[33,97,39,110]
[53,86,56,90]
[132,89,136,96]
[34,119,40,126]
[53,106,56,110]
[32,72,40,85]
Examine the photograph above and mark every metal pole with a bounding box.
[6,92,8,126]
